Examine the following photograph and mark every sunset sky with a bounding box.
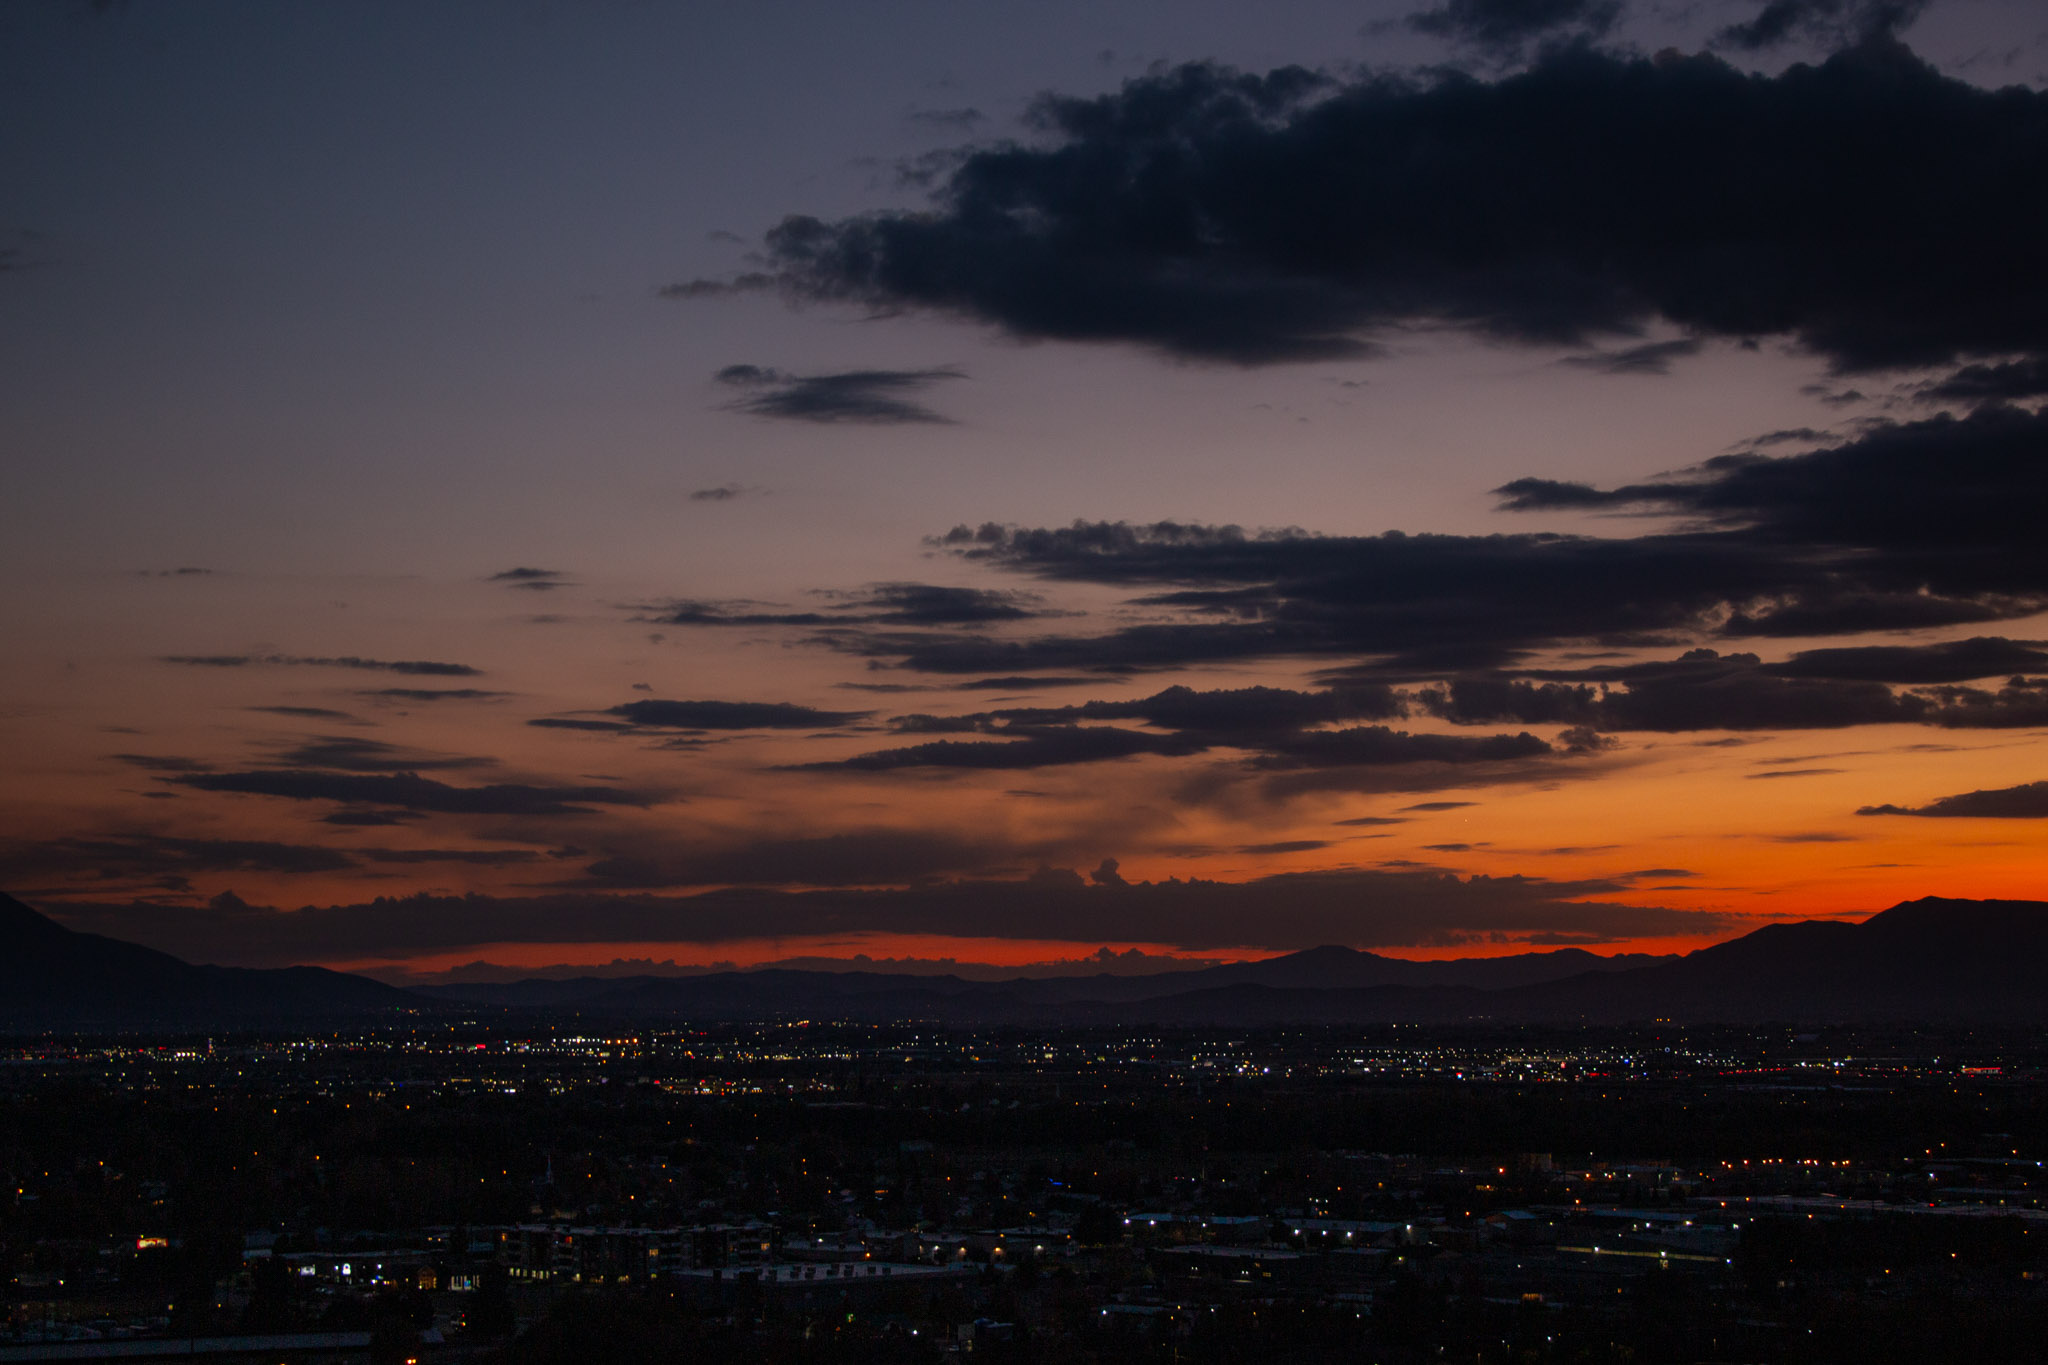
[4,0,2046,982]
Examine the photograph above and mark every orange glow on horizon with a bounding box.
[323,924,1785,981]
[329,934,1291,980]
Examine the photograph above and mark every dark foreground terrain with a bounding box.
[3,1019,2046,1362]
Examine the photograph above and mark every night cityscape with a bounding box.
[5,1014,2048,1361]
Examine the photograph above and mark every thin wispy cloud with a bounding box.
[714,364,965,424]
[161,654,482,677]
[489,567,575,591]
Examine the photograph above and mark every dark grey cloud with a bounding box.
[983,682,1406,735]
[860,681,1517,778]
[810,711,1548,774]
[267,736,493,773]
[1918,677,2048,729]
[490,567,574,591]
[571,830,1004,890]
[689,484,747,502]
[171,770,646,816]
[1716,0,1925,52]
[320,809,417,827]
[647,581,1048,628]
[1724,590,2020,638]
[860,464,2035,729]
[110,754,213,773]
[356,688,510,702]
[818,583,1048,625]
[1859,780,2048,819]
[1496,409,2046,565]
[46,865,1731,964]
[0,835,358,890]
[913,411,2048,695]
[1921,356,2048,406]
[1425,647,2048,733]
[1422,650,1929,730]
[1559,337,1703,375]
[827,619,1342,675]
[1416,677,1598,725]
[656,272,775,300]
[1251,725,1550,769]
[745,42,2048,371]
[913,519,1808,677]
[1763,636,2048,684]
[161,653,481,677]
[602,699,869,730]
[807,725,1205,772]
[246,705,356,720]
[1557,724,1618,753]
[647,600,840,627]
[714,363,964,424]
[0,833,558,895]
[847,458,2048,683]
[1236,839,1333,855]
[887,713,985,734]
[1494,406,2048,634]
[356,848,542,867]
[1407,0,1621,54]
[954,674,1108,691]
[1737,427,1828,450]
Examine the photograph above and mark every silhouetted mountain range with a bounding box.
[417,897,2048,1025]
[5,891,2046,1031]
[1500,898,2048,1023]
[0,893,415,1030]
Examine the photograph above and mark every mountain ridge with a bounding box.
[0,892,418,1030]
[6,891,2046,1030]
[411,896,2048,1025]
[410,942,1672,1009]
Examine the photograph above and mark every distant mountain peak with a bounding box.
[1285,944,1372,963]
[0,888,416,1030]
[1866,895,2048,925]
[0,891,71,942]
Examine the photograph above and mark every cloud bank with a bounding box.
[43,865,1734,966]
[734,41,2048,370]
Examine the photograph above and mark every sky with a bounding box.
[3,0,2046,982]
